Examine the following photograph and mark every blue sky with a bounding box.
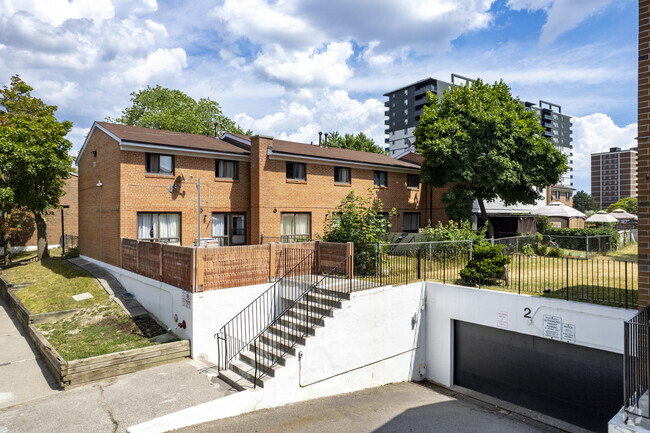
[0,0,638,195]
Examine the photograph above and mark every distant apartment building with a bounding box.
[591,147,638,208]
[383,74,574,211]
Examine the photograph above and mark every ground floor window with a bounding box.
[403,212,420,233]
[212,213,246,246]
[281,213,310,242]
[137,213,181,244]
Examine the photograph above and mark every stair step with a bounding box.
[239,350,280,375]
[312,286,350,300]
[287,299,335,317]
[285,309,325,327]
[267,324,308,345]
[277,316,319,336]
[218,368,256,391]
[228,360,269,388]
[248,341,290,366]
[259,334,299,355]
[304,293,342,309]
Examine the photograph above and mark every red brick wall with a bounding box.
[78,128,122,266]
[639,0,650,309]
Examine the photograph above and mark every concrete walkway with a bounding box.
[0,296,59,410]
[176,382,569,433]
[0,359,236,433]
[68,257,148,318]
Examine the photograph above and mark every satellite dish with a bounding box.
[180,168,186,182]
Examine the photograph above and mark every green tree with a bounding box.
[320,189,395,275]
[327,131,387,155]
[573,190,599,213]
[108,85,250,136]
[0,75,74,260]
[606,197,637,214]
[414,79,568,237]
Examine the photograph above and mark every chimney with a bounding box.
[324,132,329,147]
[318,131,323,146]
[214,122,218,137]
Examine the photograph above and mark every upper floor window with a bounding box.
[146,153,174,175]
[374,171,387,187]
[407,174,419,188]
[216,160,239,180]
[286,162,306,181]
[334,167,351,184]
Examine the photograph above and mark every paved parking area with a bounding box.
[176,382,568,433]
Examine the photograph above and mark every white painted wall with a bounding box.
[424,281,636,387]
[192,282,272,363]
[80,255,194,343]
[471,192,547,214]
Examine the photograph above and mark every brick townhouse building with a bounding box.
[78,122,447,267]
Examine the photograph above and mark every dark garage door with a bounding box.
[454,321,622,432]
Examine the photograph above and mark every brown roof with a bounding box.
[96,122,250,155]
[396,151,424,166]
[228,134,419,170]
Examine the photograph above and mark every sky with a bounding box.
[0,0,638,195]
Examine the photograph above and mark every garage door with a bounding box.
[454,321,622,432]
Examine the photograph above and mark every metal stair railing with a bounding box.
[250,255,377,387]
[216,248,317,372]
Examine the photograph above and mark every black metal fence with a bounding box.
[624,306,650,421]
[357,241,637,309]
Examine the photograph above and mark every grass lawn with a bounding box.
[5,258,108,313]
[604,243,638,262]
[2,256,166,360]
[37,303,165,360]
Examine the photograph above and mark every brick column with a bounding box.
[639,0,650,308]
[250,135,274,246]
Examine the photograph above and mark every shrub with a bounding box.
[420,219,487,243]
[460,243,511,285]
[546,246,565,257]
[320,189,395,275]
[62,247,79,259]
[543,227,620,249]
[536,214,550,234]
[522,244,534,256]
[536,244,548,256]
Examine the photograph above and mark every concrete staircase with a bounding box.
[218,286,350,391]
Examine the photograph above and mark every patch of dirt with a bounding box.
[133,316,166,338]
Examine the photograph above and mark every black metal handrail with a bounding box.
[249,254,377,386]
[216,248,317,372]
[624,306,650,421]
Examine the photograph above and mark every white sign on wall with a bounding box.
[562,323,576,343]
[543,314,562,340]
[182,292,191,309]
[497,311,508,328]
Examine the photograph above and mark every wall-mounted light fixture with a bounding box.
[91,150,97,157]
[96,180,103,187]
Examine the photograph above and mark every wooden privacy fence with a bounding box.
[120,239,351,292]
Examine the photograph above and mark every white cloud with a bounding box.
[253,42,354,88]
[234,90,385,145]
[362,41,394,69]
[211,0,324,49]
[118,48,187,86]
[507,0,614,44]
[571,113,636,193]
[0,0,115,26]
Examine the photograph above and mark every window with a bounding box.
[403,213,420,233]
[146,153,174,174]
[137,213,180,244]
[407,174,419,188]
[281,213,310,242]
[374,171,387,187]
[403,119,408,125]
[216,160,239,180]
[404,89,408,96]
[565,192,570,200]
[212,213,246,246]
[404,100,408,106]
[286,162,306,181]
[334,167,351,184]
[404,109,408,115]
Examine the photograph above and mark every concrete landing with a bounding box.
[69,257,149,318]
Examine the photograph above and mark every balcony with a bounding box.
[384,129,390,134]
[384,101,390,107]
[384,119,390,125]
[384,138,389,143]
[384,110,389,116]
[415,108,423,117]
[414,85,436,97]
